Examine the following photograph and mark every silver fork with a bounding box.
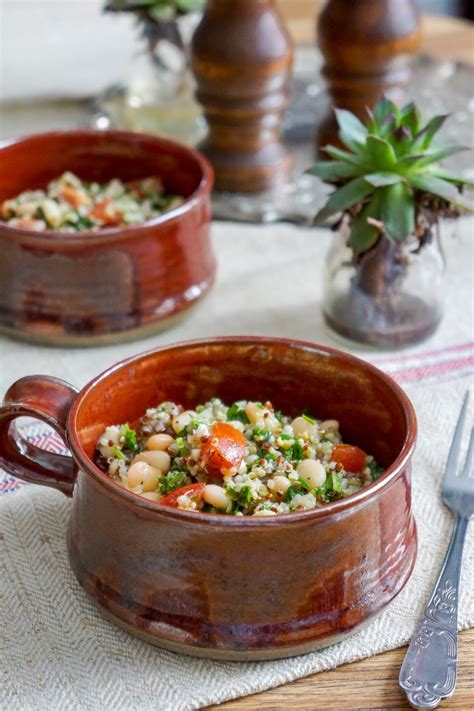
[399,391,473,710]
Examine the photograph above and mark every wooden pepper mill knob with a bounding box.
[316,0,422,152]
[191,0,293,193]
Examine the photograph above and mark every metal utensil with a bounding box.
[399,391,473,709]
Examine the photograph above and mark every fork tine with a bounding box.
[443,391,470,484]
[461,427,474,479]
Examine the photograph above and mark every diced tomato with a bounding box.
[60,186,89,209]
[88,199,122,226]
[331,444,367,473]
[160,482,206,508]
[200,422,247,478]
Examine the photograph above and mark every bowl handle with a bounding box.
[0,376,79,496]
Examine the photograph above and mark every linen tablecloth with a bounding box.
[1,219,473,710]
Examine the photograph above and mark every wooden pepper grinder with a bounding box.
[191,0,293,193]
[316,0,422,152]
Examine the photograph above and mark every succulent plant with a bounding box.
[309,98,473,254]
[105,0,204,49]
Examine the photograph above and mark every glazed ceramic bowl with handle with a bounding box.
[0,337,417,660]
[0,130,214,346]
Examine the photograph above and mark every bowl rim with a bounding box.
[0,129,213,244]
[66,336,417,527]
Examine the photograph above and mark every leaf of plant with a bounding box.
[150,5,176,21]
[365,136,398,170]
[323,145,366,168]
[399,101,422,137]
[380,183,415,241]
[315,177,374,223]
[429,167,474,188]
[348,191,384,253]
[364,172,403,187]
[411,143,467,168]
[373,97,399,129]
[410,175,473,211]
[306,161,359,181]
[334,109,368,150]
[414,114,450,149]
[396,153,427,170]
[176,0,205,11]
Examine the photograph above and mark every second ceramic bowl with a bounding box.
[0,130,215,346]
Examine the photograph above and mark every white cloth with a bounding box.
[1,219,474,710]
[0,0,137,102]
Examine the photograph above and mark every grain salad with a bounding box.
[0,172,183,232]
[95,399,384,515]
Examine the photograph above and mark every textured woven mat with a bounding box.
[1,221,473,710]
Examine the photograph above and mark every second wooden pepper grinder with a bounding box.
[316,0,422,152]
[191,0,293,193]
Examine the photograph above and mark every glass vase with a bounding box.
[95,13,205,145]
[322,217,447,348]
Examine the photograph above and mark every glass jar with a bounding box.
[323,217,447,348]
[95,13,205,145]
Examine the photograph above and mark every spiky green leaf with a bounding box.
[415,114,450,149]
[306,161,359,182]
[348,191,384,253]
[410,175,473,211]
[323,145,366,168]
[315,177,374,223]
[399,102,423,137]
[373,97,399,129]
[335,108,368,150]
[364,172,403,187]
[411,144,467,168]
[365,136,398,170]
[429,168,474,188]
[380,183,415,241]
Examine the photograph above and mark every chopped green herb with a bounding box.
[227,403,250,424]
[252,427,271,442]
[302,412,317,424]
[120,424,139,452]
[113,447,125,460]
[280,434,293,441]
[366,459,384,480]
[327,471,343,494]
[159,471,188,494]
[226,484,254,506]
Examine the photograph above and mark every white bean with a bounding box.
[202,484,232,511]
[245,402,263,426]
[133,450,171,473]
[253,509,276,516]
[172,411,193,434]
[141,491,161,502]
[127,462,160,492]
[297,459,326,489]
[291,416,315,436]
[147,434,174,451]
[272,475,291,495]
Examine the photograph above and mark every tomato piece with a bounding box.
[89,199,122,226]
[200,422,247,478]
[331,444,367,473]
[60,186,89,209]
[160,483,206,508]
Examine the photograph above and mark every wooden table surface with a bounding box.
[210,5,474,710]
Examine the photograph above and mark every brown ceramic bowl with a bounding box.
[0,337,417,660]
[0,130,215,346]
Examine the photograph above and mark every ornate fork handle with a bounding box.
[399,515,469,709]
